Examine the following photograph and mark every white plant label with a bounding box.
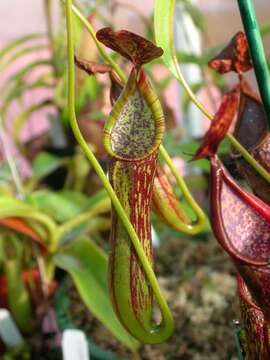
[0,308,24,348]
[62,329,90,360]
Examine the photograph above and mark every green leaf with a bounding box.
[0,196,35,214]
[32,152,64,179]
[3,237,32,333]
[27,189,110,223]
[26,191,82,223]
[0,45,47,72]
[154,0,180,81]
[0,161,13,182]
[59,190,88,209]
[84,189,110,212]
[12,101,52,145]
[0,33,45,60]
[1,75,53,118]
[53,237,139,350]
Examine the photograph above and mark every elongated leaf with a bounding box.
[0,196,38,214]
[3,237,32,333]
[83,188,110,212]
[27,189,110,223]
[27,191,83,223]
[1,74,53,118]
[0,60,52,103]
[0,33,45,60]
[32,152,64,179]
[9,59,52,82]
[0,45,47,72]
[154,0,183,83]
[0,218,41,244]
[53,237,139,350]
[12,100,52,144]
[56,190,88,209]
[192,87,240,160]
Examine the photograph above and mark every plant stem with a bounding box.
[66,1,126,83]
[159,146,206,234]
[237,0,270,126]
[65,0,173,338]
[0,208,57,251]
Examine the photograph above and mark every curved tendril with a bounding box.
[65,0,173,342]
[0,208,57,251]
[68,0,206,233]
[159,147,206,234]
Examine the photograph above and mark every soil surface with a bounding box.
[68,236,241,360]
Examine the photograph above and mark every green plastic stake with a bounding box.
[237,0,270,126]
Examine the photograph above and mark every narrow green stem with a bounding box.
[237,0,270,126]
[172,65,270,183]
[0,208,57,251]
[65,0,173,335]
[159,146,206,234]
[68,1,206,225]
[63,0,126,83]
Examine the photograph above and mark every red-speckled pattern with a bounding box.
[192,87,239,160]
[210,156,270,323]
[96,27,163,66]
[109,153,157,330]
[208,32,252,74]
[237,275,270,359]
[221,182,270,262]
[152,166,190,227]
